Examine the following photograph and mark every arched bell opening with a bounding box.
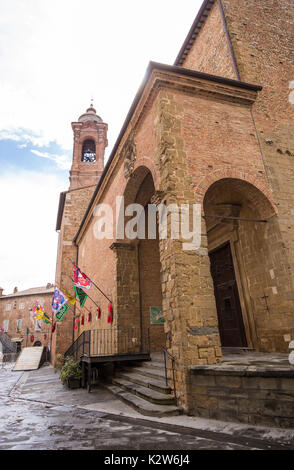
[81,139,96,162]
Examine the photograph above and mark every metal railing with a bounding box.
[163,347,177,402]
[64,330,90,361]
[0,352,19,370]
[64,328,150,362]
[0,332,18,353]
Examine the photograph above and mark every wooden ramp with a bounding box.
[13,347,44,371]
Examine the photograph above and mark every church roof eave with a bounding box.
[174,0,216,67]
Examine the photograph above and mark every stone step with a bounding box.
[113,377,175,405]
[106,384,181,417]
[117,370,172,395]
[139,360,166,370]
[127,365,167,381]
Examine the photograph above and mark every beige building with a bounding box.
[0,285,54,352]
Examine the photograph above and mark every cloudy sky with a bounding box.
[0,0,202,294]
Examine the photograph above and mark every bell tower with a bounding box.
[69,103,108,190]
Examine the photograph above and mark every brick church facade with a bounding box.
[53,0,294,418]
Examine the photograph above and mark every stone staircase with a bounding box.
[105,353,182,417]
[0,332,18,353]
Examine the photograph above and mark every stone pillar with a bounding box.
[155,91,222,410]
[110,242,141,352]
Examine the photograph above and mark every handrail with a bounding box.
[64,328,150,361]
[163,347,177,403]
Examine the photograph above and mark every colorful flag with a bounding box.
[73,264,92,290]
[73,283,88,307]
[55,304,69,323]
[35,319,42,331]
[51,287,68,313]
[74,317,79,330]
[107,303,113,324]
[32,301,44,319]
[42,313,52,325]
[62,286,76,306]
[36,306,45,320]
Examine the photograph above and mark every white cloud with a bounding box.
[0,0,202,157]
[0,0,202,292]
[30,149,71,170]
[0,169,66,294]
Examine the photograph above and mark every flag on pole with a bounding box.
[51,287,68,313]
[55,304,69,322]
[74,317,79,330]
[62,286,76,306]
[42,313,52,325]
[73,283,88,307]
[73,264,92,290]
[32,301,45,319]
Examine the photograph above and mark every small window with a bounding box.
[81,139,96,162]
[16,319,23,332]
[5,304,11,311]
[3,320,9,332]
[19,302,25,310]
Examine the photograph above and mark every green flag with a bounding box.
[55,304,69,322]
[73,284,88,307]
[42,313,52,325]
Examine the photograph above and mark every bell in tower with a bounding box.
[69,103,108,190]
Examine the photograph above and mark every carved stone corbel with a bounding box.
[122,134,136,179]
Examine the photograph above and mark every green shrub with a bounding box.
[60,356,82,385]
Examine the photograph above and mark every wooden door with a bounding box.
[209,243,247,347]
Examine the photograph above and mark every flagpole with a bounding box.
[67,259,112,303]
[61,271,107,310]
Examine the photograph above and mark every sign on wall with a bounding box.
[150,306,164,325]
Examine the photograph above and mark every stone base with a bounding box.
[189,353,294,428]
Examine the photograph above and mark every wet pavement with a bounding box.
[0,364,294,451]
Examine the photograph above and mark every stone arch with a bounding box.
[203,177,292,352]
[114,165,165,352]
[196,168,277,215]
[132,157,160,192]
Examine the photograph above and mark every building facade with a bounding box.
[0,285,54,351]
[52,104,108,362]
[53,0,294,416]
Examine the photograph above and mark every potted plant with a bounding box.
[60,356,82,389]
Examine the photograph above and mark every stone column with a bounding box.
[155,91,222,410]
[110,242,141,353]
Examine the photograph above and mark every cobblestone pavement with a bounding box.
[0,366,293,451]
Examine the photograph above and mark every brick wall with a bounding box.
[0,290,53,349]
[181,0,237,79]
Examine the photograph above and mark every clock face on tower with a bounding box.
[81,139,96,162]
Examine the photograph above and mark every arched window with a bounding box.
[81,139,96,162]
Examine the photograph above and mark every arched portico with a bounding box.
[203,177,294,352]
[112,166,165,353]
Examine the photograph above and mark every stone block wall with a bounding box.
[189,366,294,428]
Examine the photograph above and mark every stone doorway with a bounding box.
[209,242,247,347]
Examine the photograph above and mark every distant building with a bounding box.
[0,284,54,350]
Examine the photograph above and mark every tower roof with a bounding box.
[78,103,103,123]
